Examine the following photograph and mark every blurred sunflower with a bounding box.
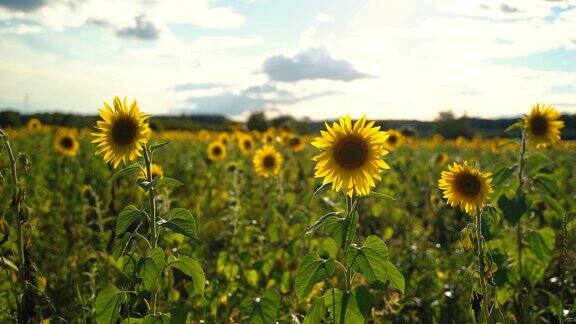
[207,141,227,161]
[312,115,390,196]
[237,133,254,155]
[384,129,403,151]
[262,128,276,144]
[253,145,283,178]
[27,118,42,131]
[287,135,305,152]
[523,104,564,148]
[433,152,449,166]
[218,132,231,145]
[92,97,151,168]
[141,163,164,179]
[438,161,493,215]
[55,128,80,156]
[197,129,210,142]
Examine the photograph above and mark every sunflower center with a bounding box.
[455,173,481,197]
[60,137,74,149]
[263,155,276,169]
[244,140,252,150]
[529,115,548,136]
[388,135,398,145]
[212,146,222,156]
[111,117,139,147]
[333,136,368,170]
[289,137,301,146]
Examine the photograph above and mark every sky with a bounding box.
[0,0,575,121]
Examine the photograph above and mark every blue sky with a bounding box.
[0,0,575,120]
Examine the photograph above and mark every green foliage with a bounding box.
[95,284,125,324]
[295,251,335,299]
[240,290,281,324]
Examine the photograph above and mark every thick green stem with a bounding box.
[516,129,527,321]
[142,147,158,314]
[475,212,490,323]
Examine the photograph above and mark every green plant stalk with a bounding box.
[0,130,25,300]
[516,129,527,321]
[475,211,490,323]
[142,147,158,314]
[339,194,358,324]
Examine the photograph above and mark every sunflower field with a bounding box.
[0,98,574,323]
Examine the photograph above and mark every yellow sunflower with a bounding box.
[92,96,151,168]
[141,163,164,179]
[27,118,42,131]
[253,145,283,178]
[197,129,211,142]
[54,128,80,156]
[384,129,403,151]
[433,152,449,166]
[207,141,227,161]
[262,128,277,144]
[438,161,493,215]
[287,135,306,152]
[237,133,254,155]
[523,104,564,148]
[218,132,231,146]
[311,115,390,196]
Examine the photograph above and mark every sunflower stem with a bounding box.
[475,211,490,323]
[142,146,158,315]
[516,129,527,321]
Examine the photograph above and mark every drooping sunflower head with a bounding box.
[27,118,42,132]
[237,133,254,155]
[54,128,80,157]
[253,145,283,178]
[312,115,390,196]
[438,161,493,215]
[384,130,403,151]
[523,104,564,148]
[207,140,227,161]
[287,135,306,152]
[92,97,151,168]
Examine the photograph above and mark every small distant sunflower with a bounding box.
[262,128,276,144]
[207,141,227,161]
[312,115,390,196]
[253,145,283,178]
[141,163,164,179]
[433,152,449,166]
[218,132,231,146]
[27,118,42,131]
[384,130,403,151]
[92,96,151,168]
[523,104,564,148]
[438,161,493,215]
[237,133,254,155]
[55,128,80,156]
[197,129,210,142]
[287,135,305,152]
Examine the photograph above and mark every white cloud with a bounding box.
[315,13,334,23]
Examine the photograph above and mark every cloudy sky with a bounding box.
[0,0,575,121]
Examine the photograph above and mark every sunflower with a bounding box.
[54,128,80,156]
[197,129,211,142]
[287,135,305,152]
[384,130,403,151]
[141,163,164,179]
[523,104,564,148]
[253,145,283,178]
[237,133,254,155]
[218,132,231,146]
[438,161,493,215]
[311,115,390,196]
[262,128,277,144]
[27,118,42,131]
[433,152,449,166]
[207,141,227,161]
[92,96,151,168]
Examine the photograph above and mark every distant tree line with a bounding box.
[1,110,574,139]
